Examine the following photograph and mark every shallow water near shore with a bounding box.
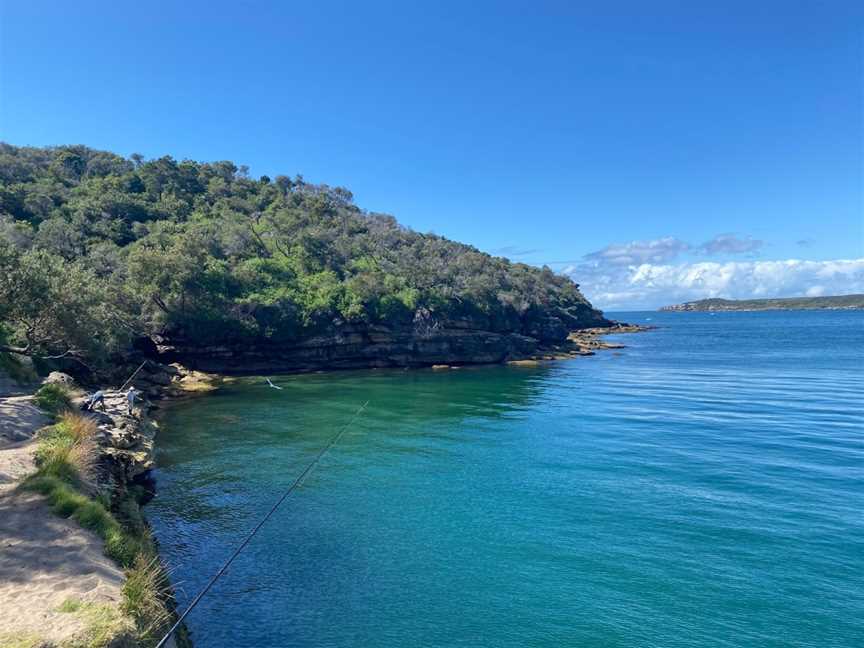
[148,310,864,647]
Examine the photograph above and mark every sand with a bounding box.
[0,396,47,447]
[0,396,125,646]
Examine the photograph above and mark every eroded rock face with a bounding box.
[154,307,611,375]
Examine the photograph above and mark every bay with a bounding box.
[147,310,864,647]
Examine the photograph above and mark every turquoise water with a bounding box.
[147,311,864,647]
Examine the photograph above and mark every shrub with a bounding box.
[1,143,602,370]
[33,383,73,413]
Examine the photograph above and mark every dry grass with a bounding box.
[60,412,100,494]
[57,412,99,442]
[0,632,43,648]
[34,412,101,494]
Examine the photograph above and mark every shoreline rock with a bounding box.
[567,322,654,352]
[148,310,614,376]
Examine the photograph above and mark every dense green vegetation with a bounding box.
[0,143,596,370]
[660,294,864,311]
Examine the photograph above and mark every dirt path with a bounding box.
[0,396,46,499]
[0,396,125,646]
[0,396,47,446]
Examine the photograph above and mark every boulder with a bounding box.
[42,371,77,387]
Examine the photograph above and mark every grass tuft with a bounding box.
[48,485,92,517]
[122,555,174,645]
[34,382,75,414]
[0,632,42,648]
[73,500,116,535]
[58,598,136,648]
[57,411,100,442]
[34,412,101,493]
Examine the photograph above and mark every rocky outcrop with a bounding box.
[83,391,157,484]
[567,323,655,353]
[152,307,612,375]
[83,365,223,485]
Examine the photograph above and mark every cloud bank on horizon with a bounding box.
[563,235,864,311]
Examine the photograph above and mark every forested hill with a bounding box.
[660,295,864,312]
[0,143,607,375]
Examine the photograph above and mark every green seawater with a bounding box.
[147,311,864,647]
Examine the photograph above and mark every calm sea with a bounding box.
[147,310,864,647]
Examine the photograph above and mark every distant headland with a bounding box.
[659,294,864,312]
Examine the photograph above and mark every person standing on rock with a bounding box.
[126,386,141,417]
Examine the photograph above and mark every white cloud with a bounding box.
[698,233,763,255]
[583,237,690,266]
[581,233,765,269]
[567,258,864,311]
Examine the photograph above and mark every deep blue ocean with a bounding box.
[147,310,864,647]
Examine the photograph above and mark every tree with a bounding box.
[0,143,604,366]
[0,242,134,364]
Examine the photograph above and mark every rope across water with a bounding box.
[154,399,370,648]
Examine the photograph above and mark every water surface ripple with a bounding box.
[148,311,864,647]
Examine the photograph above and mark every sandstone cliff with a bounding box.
[149,305,612,374]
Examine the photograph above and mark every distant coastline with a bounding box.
[659,294,864,312]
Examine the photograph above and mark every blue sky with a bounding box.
[1,1,862,308]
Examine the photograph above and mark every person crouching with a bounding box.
[83,390,106,412]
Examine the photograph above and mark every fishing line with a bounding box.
[118,360,148,392]
[154,399,370,648]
